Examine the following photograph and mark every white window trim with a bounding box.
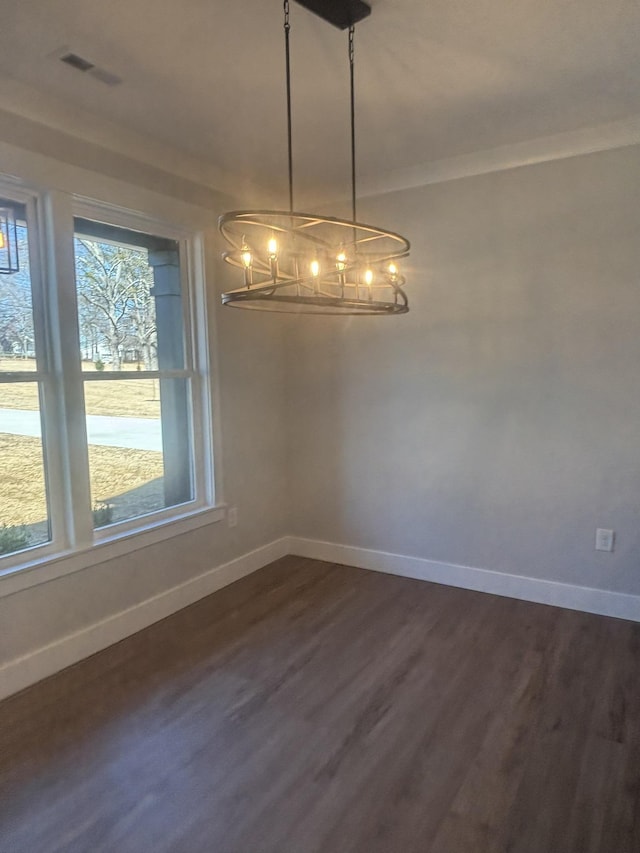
[0,504,226,598]
[0,176,223,597]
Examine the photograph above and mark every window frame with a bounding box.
[0,179,222,593]
[0,185,61,564]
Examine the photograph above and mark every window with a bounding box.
[0,198,51,556]
[0,184,215,572]
[74,218,195,528]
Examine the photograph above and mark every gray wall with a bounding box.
[1,294,288,663]
[0,122,288,666]
[286,144,640,595]
[3,117,640,672]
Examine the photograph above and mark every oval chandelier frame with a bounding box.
[220,210,409,315]
[219,0,411,315]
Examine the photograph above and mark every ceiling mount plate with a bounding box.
[294,0,371,29]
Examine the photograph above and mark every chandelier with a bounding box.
[219,0,410,315]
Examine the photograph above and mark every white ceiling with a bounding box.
[1,0,640,203]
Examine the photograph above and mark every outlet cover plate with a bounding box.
[595,528,615,552]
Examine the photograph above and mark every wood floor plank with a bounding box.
[1,556,639,852]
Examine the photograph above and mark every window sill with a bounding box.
[0,504,226,599]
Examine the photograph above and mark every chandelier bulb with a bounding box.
[310,259,320,277]
[267,236,279,281]
[336,251,347,271]
[388,262,398,278]
[240,242,253,288]
[364,269,373,286]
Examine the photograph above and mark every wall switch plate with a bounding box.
[595,528,615,552]
[227,506,238,528]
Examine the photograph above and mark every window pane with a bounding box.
[84,378,193,528]
[0,382,50,554]
[0,201,37,370]
[73,220,185,372]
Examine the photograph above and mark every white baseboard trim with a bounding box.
[289,537,640,624]
[4,533,639,702]
[0,537,289,702]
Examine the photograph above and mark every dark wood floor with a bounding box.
[1,556,639,852]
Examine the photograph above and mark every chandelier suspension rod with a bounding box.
[349,24,357,224]
[284,0,294,214]
[218,0,410,315]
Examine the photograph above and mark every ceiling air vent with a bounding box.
[58,50,122,86]
[60,52,94,72]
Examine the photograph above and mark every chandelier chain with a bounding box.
[349,24,357,225]
[284,0,294,214]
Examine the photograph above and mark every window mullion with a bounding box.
[25,194,64,553]
[189,235,217,505]
[44,190,93,549]
[80,369,189,382]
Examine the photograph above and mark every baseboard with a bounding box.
[4,533,639,702]
[0,537,289,702]
[289,536,640,624]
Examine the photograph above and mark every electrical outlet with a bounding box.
[227,506,238,528]
[595,528,614,552]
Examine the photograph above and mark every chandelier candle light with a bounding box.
[219,0,411,315]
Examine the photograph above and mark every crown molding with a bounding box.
[353,114,640,199]
[3,72,640,206]
[0,75,244,199]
